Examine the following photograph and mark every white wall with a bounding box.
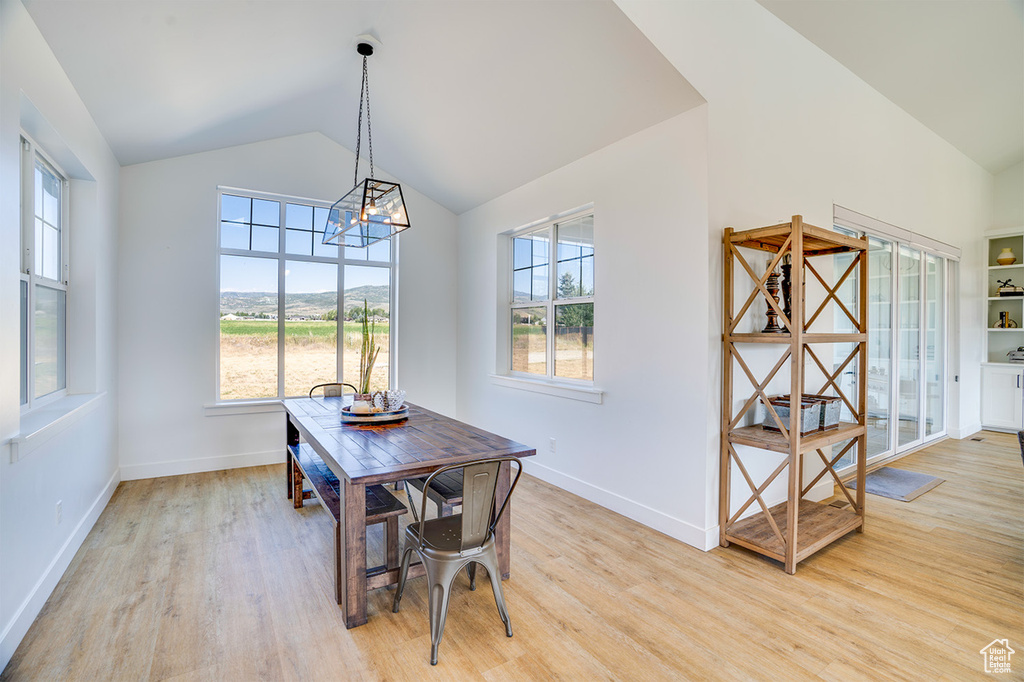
[117,133,458,480]
[0,0,120,667]
[457,109,712,548]
[613,0,994,533]
[993,161,1024,230]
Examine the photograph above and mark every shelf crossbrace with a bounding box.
[730,236,793,335]
[804,255,861,331]
[730,346,792,435]
[801,442,858,510]
[805,345,860,420]
[727,443,787,549]
[728,452,791,528]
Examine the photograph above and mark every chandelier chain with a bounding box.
[365,55,374,179]
[353,53,375,188]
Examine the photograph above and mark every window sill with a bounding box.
[9,392,106,463]
[488,374,603,404]
[203,400,284,417]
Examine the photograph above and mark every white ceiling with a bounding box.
[757,0,1024,175]
[23,0,704,214]
[24,1,1023,213]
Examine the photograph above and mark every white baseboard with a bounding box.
[119,449,282,481]
[950,423,983,439]
[522,460,718,551]
[0,468,120,670]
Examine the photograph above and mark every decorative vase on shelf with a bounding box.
[997,247,1017,266]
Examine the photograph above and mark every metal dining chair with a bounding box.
[309,382,357,398]
[392,456,523,665]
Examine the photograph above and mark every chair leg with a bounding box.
[392,547,415,613]
[426,562,461,666]
[482,545,512,637]
[468,562,477,591]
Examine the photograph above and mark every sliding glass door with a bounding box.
[897,245,922,450]
[924,254,945,438]
[866,237,893,459]
[834,228,951,471]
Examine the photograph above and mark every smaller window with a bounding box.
[20,137,69,408]
[508,212,594,381]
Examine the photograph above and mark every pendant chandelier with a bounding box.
[323,41,410,248]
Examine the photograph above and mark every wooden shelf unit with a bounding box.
[721,215,868,574]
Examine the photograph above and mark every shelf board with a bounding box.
[988,296,1024,301]
[988,328,1024,332]
[727,333,866,344]
[803,333,866,344]
[988,264,1024,270]
[725,499,862,563]
[729,422,865,454]
[728,222,867,255]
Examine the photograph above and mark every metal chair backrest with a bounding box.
[417,457,522,552]
[309,382,357,399]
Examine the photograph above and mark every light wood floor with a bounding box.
[4,432,1022,680]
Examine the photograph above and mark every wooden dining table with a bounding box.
[283,397,536,628]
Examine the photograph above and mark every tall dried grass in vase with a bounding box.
[357,299,381,397]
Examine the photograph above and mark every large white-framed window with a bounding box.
[20,135,69,410]
[217,187,396,401]
[507,210,595,382]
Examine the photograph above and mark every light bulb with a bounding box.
[367,199,378,215]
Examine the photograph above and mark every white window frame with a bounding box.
[506,207,595,384]
[20,134,70,412]
[215,186,397,403]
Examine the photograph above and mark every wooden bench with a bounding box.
[287,443,407,603]
[405,469,463,519]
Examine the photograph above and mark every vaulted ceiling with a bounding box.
[23,0,704,214]
[757,0,1023,175]
[24,0,1023,214]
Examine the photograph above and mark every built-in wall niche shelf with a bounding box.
[985,230,1024,365]
[988,264,1024,271]
[721,215,867,575]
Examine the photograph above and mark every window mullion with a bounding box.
[21,141,34,409]
[389,234,398,390]
[61,178,69,286]
[338,257,344,384]
[20,139,33,276]
[277,201,286,398]
[547,224,557,379]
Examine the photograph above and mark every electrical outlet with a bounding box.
[549,438,556,454]
[55,500,62,525]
